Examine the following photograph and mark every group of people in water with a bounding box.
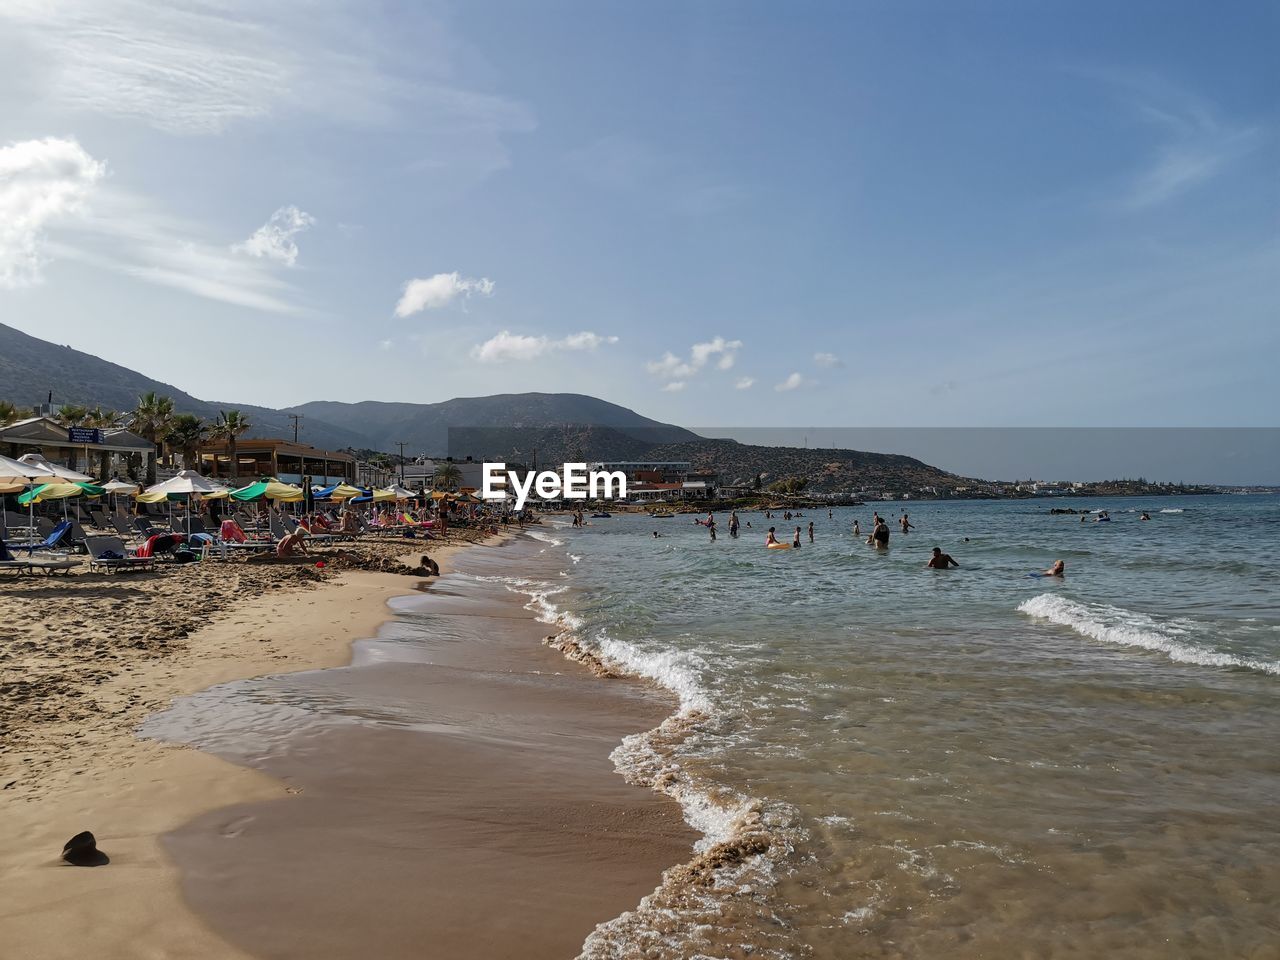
[663,507,1067,576]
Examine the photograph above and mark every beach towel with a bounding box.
[220,520,249,543]
[136,533,186,558]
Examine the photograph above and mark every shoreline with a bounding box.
[0,533,502,959]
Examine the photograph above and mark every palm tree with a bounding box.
[211,410,251,482]
[167,414,207,471]
[131,392,175,485]
[433,462,462,492]
[54,404,90,473]
[0,400,23,426]
[84,406,120,479]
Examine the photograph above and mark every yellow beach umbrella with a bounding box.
[328,483,363,500]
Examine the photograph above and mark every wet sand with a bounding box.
[147,537,697,959]
[0,533,508,959]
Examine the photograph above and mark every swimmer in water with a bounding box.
[900,513,913,534]
[872,518,890,549]
[852,520,861,537]
[652,531,662,538]
[808,520,814,542]
[926,546,959,569]
[793,526,802,548]
[1140,512,1151,521]
[766,527,779,546]
[729,511,740,537]
[1042,560,1065,577]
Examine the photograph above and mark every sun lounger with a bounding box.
[0,558,81,576]
[84,535,155,573]
[9,520,74,554]
[90,508,111,529]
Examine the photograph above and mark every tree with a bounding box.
[131,392,175,485]
[211,410,251,482]
[167,414,208,471]
[84,406,121,480]
[0,400,23,427]
[54,404,89,473]
[433,462,462,492]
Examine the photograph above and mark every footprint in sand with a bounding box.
[220,815,255,838]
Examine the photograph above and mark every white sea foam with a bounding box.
[526,529,565,547]
[1159,508,1184,513]
[1017,594,1280,676]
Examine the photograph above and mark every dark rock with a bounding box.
[62,831,109,866]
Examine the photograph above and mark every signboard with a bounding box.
[67,427,103,444]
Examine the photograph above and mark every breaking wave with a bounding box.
[1018,594,1280,676]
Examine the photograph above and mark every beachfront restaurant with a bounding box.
[197,438,356,485]
[0,416,155,477]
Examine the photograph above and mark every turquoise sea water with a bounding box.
[511,495,1280,958]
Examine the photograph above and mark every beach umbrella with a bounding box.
[229,479,305,502]
[18,481,103,521]
[140,469,229,525]
[371,488,397,502]
[386,483,416,500]
[0,456,61,537]
[18,453,93,483]
[99,477,139,516]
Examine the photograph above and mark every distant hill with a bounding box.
[0,321,969,494]
[0,322,367,448]
[287,395,698,454]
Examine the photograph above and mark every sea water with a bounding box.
[511,495,1280,959]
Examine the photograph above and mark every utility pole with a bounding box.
[288,413,302,443]
[395,441,407,484]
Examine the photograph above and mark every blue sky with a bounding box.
[0,0,1275,430]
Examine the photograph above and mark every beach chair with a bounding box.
[67,518,89,546]
[134,516,160,538]
[84,535,155,573]
[89,508,111,529]
[0,558,81,576]
[9,520,74,554]
[282,514,339,545]
[110,515,139,539]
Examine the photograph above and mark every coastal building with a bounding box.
[0,416,155,478]
[196,437,356,485]
[589,461,691,483]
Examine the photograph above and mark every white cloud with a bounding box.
[1076,70,1259,210]
[378,339,393,351]
[735,376,756,390]
[0,136,105,288]
[395,272,495,317]
[661,381,686,392]
[0,1,536,146]
[471,330,618,364]
[233,205,315,266]
[646,336,743,381]
[774,372,806,392]
[813,352,842,368]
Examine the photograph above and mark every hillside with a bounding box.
[288,394,698,453]
[0,322,970,494]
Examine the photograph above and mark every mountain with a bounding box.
[0,322,367,448]
[287,395,698,454]
[0,322,696,455]
[0,321,969,494]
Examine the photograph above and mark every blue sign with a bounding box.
[67,427,102,444]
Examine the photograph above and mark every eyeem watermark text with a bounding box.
[482,463,627,510]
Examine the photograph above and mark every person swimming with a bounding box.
[926,546,959,569]
[900,513,913,533]
[807,520,814,542]
[872,518,890,549]
[852,520,861,537]
[1043,559,1065,576]
[1140,512,1151,521]
[792,526,802,548]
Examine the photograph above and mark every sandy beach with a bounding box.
[0,528,689,959]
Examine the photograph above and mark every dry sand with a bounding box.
[0,530,517,959]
